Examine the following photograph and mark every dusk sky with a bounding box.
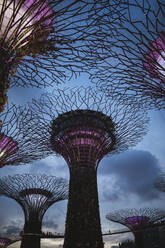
[0,78,165,248]
[0,0,165,248]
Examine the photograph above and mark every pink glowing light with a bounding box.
[61,129,105,147]
[0,0,53,49]
[0,238,10,246]
[125,216,150,228]
[145,33,165,80]
[0,134,18,160]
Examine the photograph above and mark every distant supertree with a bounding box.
[0,237,11,247]
[0,104,53,168]
[26,87,149,248]
[0,174,68,248]
[0,0,124,112]
[106,208,165,248]
[90,0,165,109]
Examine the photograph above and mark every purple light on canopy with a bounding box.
[0,134,18,166]
[61,129,106,148]
[0,238,10,247]
[0,0,53,49]
[125,216,150,228]
[144,32,165,80]
[25,0,52,27]
[51,110,116,167]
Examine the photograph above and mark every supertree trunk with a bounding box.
[64,166,104,248]
[21,213,42,248]
[21,235,40,248]
[134,231,145,248]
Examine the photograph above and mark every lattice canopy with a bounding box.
[19,188,53,209]
[90,0,165,109]
[0,0,52,51]
[51,110,116,167]
[145,33,165,81]
[28,87,149,169]
[106,208,165,231]
[0,104,53,168]
[0,133,18,163]
[125,216,150,229]
[0,174,68,222]
[0,238,10,247]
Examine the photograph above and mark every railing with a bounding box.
[16,222,165,239]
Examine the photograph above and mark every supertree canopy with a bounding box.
[0,0,125,112]
[0,104,53,168]
[0,237,11,247]
[90,0,165,109]
[26,86,149,248]
[106,208,165,248]
[0,174,68,248]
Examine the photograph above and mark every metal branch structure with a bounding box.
[0,174,68,248]
[0,237,11,248]
[90,0,165,109]
[154,173,165,193]
[106,208,165,248]
[0,104,53,168]
[26,86,149,248]
[0,0,125,112]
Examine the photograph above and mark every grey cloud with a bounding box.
[28,157,69,178]
[0,219,23,237]
[4,225,21,236]
[98,150,162,202]
[43,217,58,230]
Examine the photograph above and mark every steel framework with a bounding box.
[90,0,165,109]
[0,104,53,168]
[0,174,68,248]
[0,237,11,248]
[27,86,149,248]
[0,0,125,112]
[106,208,165,248]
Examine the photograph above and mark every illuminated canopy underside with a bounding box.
[125,216,150,229]
[19,188,53,208]
[51,110,116,167]
[0,238,10,246]
[0,133,18,166]
[0,0,52,50]
[145,33,165,80]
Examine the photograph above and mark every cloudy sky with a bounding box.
[1,1,165,247]
[0,78,165,248]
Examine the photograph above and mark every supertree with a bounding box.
[106,208,165,248]
[0,174,68,248]
[0,0,125,112]
[90,0,165,109]
[26,86,149,248]
[0,237,11,247]
[0,103,54,168]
